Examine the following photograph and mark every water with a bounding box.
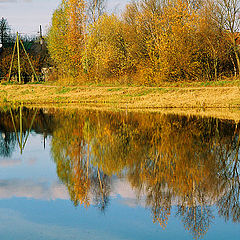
[0,106,239,240]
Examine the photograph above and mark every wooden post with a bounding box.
[8,39,17,82]
[16,32,21,84]
[19,38,39,82]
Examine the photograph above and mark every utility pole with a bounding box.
[39,25,43,50]
[16,32,21,84]
[40,25,42,38]
[8,32,39,83]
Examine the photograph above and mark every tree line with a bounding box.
[47,0,240,85]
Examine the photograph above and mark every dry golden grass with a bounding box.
[1,84,240,120]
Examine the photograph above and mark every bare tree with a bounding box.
[215,0,240,75]
[87,0,106,23]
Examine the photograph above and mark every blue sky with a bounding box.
[0,0,129,36]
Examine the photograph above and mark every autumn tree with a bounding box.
[83,14,133,82]
[122,0,237,83]
[47,0,86,78]
[47,4,69,73]
[198,2,230,80]
[46,0,239,83]
[66,0,86,76]
[122,0,204,83]
[123,0,163,83]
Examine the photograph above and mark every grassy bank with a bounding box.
[1,83,240,107]
[1,82,240,121]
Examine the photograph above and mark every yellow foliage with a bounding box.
[47,0,236,84]
[47,0,86,78]
[83,14,133,82]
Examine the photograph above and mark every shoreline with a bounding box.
[1,84,240,121]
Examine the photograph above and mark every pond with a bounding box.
[0,106,239,240]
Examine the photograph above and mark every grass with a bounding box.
[1,81,15,86]
[1,79,240,113]
[21,89,31,95]
[107,88,123,92]
[56,87,71,94]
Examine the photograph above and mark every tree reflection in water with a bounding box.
[50,110,240,239]
[0,107,240,239]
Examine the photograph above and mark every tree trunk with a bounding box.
[214,58,218,81]
[230,54,237,77]
[234,47,240,76]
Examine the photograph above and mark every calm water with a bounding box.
[0,106,240,240]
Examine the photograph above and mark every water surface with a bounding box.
[0,106,239,240]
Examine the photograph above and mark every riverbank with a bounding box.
[1,84,240,108]
[1,84,240,121]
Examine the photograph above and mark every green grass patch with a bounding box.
[27,81,44,85]
[157,87,171,93]
[1,81,15,86]
[137,89,155,96]
[54,96,69,102]
[56,87,71,94]
[21,90,31,95]
[107,88,123,92]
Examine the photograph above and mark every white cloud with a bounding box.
[111,178,140,200]
[0,179,69,200]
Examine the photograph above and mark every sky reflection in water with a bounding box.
[0,106,239,240]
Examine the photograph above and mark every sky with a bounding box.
[0,0,129,36]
